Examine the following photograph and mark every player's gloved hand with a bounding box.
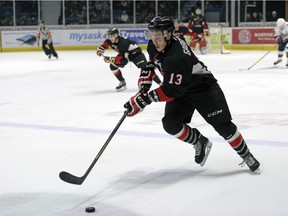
[103,56,115,64]
[197,34,203,41]
[96,45,105,56]
[138,66,155,94]
[276,36,282,44]
[124,92,151,117]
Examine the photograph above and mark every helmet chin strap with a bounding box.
[164,32,172,42]
[115,35,119,43]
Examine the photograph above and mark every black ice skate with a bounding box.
[239,153,260,173]
[116,80,127,92]
[274,59,282,65]
[193,129,212,166]
[48,54,52,59]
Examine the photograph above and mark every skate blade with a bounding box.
[200,141,213,167]
[274,60,282,65]
[116,86,127,92]
[253,168,261,175]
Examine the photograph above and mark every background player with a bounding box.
[36,20,58,59]
[173,19,190,42]
[124,16,260,173]
[273,18,288,66]
[188,8,210,54]
[96,27,162,92]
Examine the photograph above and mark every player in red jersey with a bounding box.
[188,8,210,54]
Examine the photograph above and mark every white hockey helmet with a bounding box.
[277,18,286,29]
[195,8,202,15]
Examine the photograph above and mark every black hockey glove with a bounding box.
[124,92,151,117]
[138,64,156,94]
[103,56,116,64]
[197,34,204,41]
[96,45,105,56]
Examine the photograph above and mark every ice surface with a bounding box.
[0,49,288,216]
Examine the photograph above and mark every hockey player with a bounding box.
[36,20,58,59]
[173,19,189,42]
[96,27,162,92]
[188,8,210,54]
[273,18,288,66]
[124,16,260,173]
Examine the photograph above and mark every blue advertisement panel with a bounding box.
[1,28,151,50]
[120,29,149,45]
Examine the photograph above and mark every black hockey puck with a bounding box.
[85,207,95,213]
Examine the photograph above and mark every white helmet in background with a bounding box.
[277,18,286,29]
[195,8,202,15]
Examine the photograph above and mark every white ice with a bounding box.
[0,49,287,216]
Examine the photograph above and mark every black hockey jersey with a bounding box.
[147,36,217,101]
[102,36,142,62]
[174,26,189,42]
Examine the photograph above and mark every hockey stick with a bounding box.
[239,45,277,71]
[103,54,131,67]
[102,55,117,67]
[59,110,128,185]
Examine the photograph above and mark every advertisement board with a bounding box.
[232,28,275,44]
[1,29,108,49]
[1,28,149,50]
[1,31,38,48]
[120,29,149,44]
[0,27,277,52]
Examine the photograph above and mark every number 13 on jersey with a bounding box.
[168,73,183,85]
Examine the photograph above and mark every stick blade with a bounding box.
[59,171,84,185]
[239,68,248,71]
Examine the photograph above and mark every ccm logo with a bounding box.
[138,97,148,106]
[208,109,223,117]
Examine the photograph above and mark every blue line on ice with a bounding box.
[0,121,287,147]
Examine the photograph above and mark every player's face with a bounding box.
[108,34,118,43]
[174,21,179,30]
[150,31,168,52]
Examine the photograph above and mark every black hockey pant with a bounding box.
[42,40,58,57]
[162,82,237,140]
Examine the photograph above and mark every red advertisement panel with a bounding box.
[233,28,275,44]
